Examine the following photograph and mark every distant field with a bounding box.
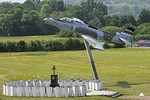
[0,48,150,100]
[0,35,66,42]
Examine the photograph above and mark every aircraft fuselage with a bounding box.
[44,17,104,40]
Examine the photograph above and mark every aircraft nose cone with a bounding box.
[44,18,54,24]
[44,18,55,25]
[44,18,54,22]
[43,18,48,23]
[44,18,48,21]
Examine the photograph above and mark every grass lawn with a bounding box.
[0,35,65,42]
[0,48,150,100]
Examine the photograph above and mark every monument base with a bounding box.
[3,78,121,98]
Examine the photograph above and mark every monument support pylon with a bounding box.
[84,39,99,80]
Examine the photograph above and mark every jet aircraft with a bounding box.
[44,17,135,79]
[44,17,135,50]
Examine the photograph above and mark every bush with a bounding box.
[58,30,80,37]
[45,40,64,51]
[28,40,45,51]
[63,38,84,50]
[6,41,17,52]
[135,23,150,35]
[0,42,6,52]
[16,40,27,52]
[102,26,122,35]
[132,34,150,40]
[103,42,110,49]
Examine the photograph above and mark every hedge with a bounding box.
[132,34,150,41]
[0,38,85,52]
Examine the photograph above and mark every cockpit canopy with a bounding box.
[60,17,73,23]
[59,17,85,25]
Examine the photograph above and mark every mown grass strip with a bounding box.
[0,48,150,100]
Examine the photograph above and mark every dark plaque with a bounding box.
[50,65,59,87]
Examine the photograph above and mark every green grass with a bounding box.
[0,35,64,42]
[0,48,150,100]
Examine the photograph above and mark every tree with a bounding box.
[40,0,65,17]
[55,0,65,12]
[135,23,150,35]
[119,14,136,27]
[0,14,6,36]
[102,26,122,35]
[80,0,107,23]
[0,2,14,14]
[88,17,102,27]
[137,9,150,24]
[10,7,23,36]
[39,4,51,18]
[0,14,16,36]
[22,0,41,11]
[64,0,107,25]
[65,5,85,19]
[103,15,111,26]
[109,15,120,26]
[21,10,44,35]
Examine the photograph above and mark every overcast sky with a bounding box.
[0,0,25,3]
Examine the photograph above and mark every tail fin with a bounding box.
[111,27,135,45]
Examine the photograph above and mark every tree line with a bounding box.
[65,0,150,17]
[0,0,150,40]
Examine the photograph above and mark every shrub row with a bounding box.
[0,39,85,52]
[132,34,150,41]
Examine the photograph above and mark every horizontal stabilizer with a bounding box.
[81,35,104,50]
[119,38,131,45]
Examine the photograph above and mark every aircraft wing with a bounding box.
[81,35,104,50]
[119,38,131,45]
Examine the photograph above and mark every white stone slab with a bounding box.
[10,86,14,96]
[92,81,95,90]
[86,90,118,96]
[46,87,52,97]
[5,84,9,96]
[13,87,17,96]
[26,80,33,87]
[32,87,38,97]
[54,87,60,97]
[3,84,6,95]
[95,80,102,91]
[71,81,76,87]
[88,81,92,90]
[80,85,86,96]
[44,80,50,87]
[16,86,23,96]
[39,87,45,97]
[68,87,73,97]
[73,86,79,97]
[85,81,89,90]
[25,87,30,97]
[20,80,26,87]
[60,87,65,97]
[64,87,69,98]
[59,81,63,87]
